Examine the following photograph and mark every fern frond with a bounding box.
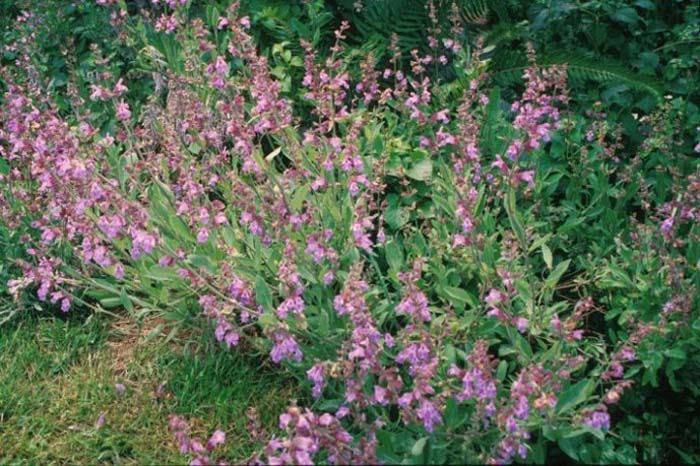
[334,0,506,52]
[488,49,664,102]
[459,0,490,25]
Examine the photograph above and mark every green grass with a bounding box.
[0,313,295,465]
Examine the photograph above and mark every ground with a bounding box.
[0,312,295,465]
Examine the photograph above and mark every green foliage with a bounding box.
[489,49,664,102]
[2,0,700,464]
[328,0,698,110]
[331,0,509,53]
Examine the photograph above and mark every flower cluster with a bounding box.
[2,2,697,464]
[265,407,377,465]
[169,415,227,466]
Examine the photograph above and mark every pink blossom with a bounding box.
[206,430,226,450]
[115,101,131,121]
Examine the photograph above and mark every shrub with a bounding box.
[1,1,699,464]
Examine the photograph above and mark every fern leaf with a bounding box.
[488,49,664,102]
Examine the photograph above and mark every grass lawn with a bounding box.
[0,312,296,465]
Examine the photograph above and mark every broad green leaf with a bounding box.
[386,207,409,229]
[496,360,508,381]
[442,286,477,309]
[0,157,9,175]
[384,241,404,271]
[188,255,218,274]
[119,287,134,313]
[265,147,282,162]
[99,297,122,309]
[612,6,643,25]
[664,348,686,360]
[529,234,552,252]
[256,277,274,313]
[144,264,180,282]
[205,4,220,28]
[505,190,526,248]
[557,437,581,461]
[564,427,605,441]
[546,259,571,289]
[188,141,202,155]
[556,378,595,414]
[513,333,533,360]
[692,318,700,331]
[406,159,433,181]
[411,437,428,456]
[530,438,547,464]
[291,185,310,211]
[542,244,553,270]
[514,278,535,317]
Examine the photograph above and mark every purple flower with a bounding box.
[215,320,230,341]
[224,330,239,347]
[229,275,253,305]
[206,430,226,450]
[336,406,350,419]
[190,439,205,454]
[115,383,126,396]
[505,416,518,433]
[113,78,128,96]
[618,346,636,362]
[214,319,240,348]
[323,270,334,285]
[398,392,414,408]
[396,290,431,322]
[550,315,562,332]
[131,230,157,259]
[214,56,229,75]
[159,256,174,267]
[196,228,209,243]
[492,155,509,175]
[486,402,496,417]
[458,368,496,402]
[276,296,305,319]
[484,289,505,306]
[396,342,432,374]
[114,263,124,279]
[305,237,326,263]
[506,140,522,160]
[271,332,303,363]
[307,363,326,398]
[115,100,131,121]
[384,333,395,348]
[515,169,535,188]
[513,396,530,420]
[351,220,373,251]
[98,215,125,240]
[583,410,610,430]
[609,361,624,378]
[60,298,71,313]
[372,385,389,405]
[660,217,674,235]
[217,17,229,29]
[518,443,528,459]
[416,399,442,433]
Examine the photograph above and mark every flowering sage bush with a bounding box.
[1,1,699,464]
